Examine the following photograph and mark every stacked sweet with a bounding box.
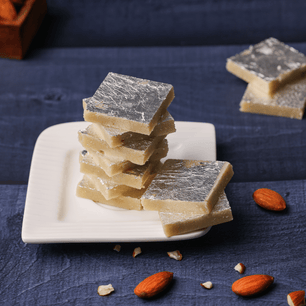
[76,72,235,238]
[141,159,234,237]
[76,72,176,211]
[226,37,306,119]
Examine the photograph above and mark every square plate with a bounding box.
[22,121,216,243]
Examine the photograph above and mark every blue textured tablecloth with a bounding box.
[35,0,306,48]
[1,44,306,183]
[1,181,305,305]
[1,45,306,305]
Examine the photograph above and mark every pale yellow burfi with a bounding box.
[87,105,175,148]
[79,151,158,189]
[240,77,306,119]
[83,72,175,135]
[86,173,137,200]
[87,139,168,177]
[76,175,143,210]
[226,38,306,97]
[78,125,165,165]
[159,192,233,237]
[141,159,234,214]
[85,160,159,200]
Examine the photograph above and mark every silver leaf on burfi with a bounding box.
[141,159,226,203]
[84,72,173,124]
[228,37,306,81]
[243,77,306,109]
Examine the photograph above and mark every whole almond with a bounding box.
[253,188,286,211]
[134,271,173,298]
[287,290,305,306]
[0,0,17,21]
[232,274,274,297]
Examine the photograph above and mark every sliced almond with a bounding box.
[133,247,142,258]
[97,284,114,296]
[167,250,182,261]
[201,281,213,289]
[234,263,246,274]
[113,245,121,252]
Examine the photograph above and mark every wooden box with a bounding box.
[0,0,47,59]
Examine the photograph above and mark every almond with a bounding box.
[287,290,305,306]
[253,188,286,211]
[232,274,274,297]
[0,0,17,21]
[134,271,173,298]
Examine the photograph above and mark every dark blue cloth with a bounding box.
[0,181,305,305]
[1,1,306,304]
[1,44,306,183]
[33,0,306,48]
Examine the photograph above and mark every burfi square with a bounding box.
[88,106,176,148]
[141,159,234,214]
[83,72,175,135]
[79,150,159,189]
[226,37,306,97]
[78,124,165,165]
[159,191,233,237]
[240,77,306,119]
[77,163,160,210]
[87,139,168,177]
[85,172,148,201]
[86,173,139,200]
[76,175,143,210]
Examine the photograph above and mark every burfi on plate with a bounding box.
[78,124,165,165]
[86,139,168,177]
[79,151,159,189]
[141,159,234,214]
[226,37,306,97]
[83,72,175,135]
[77,175,143,210]
[85,100,176,148]
[85,173,138,200]
[240,77,306,119]
[159,191,233,237]
[85,162,158,200]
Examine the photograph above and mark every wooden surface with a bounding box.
[0,44,306,305]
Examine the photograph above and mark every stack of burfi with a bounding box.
[140,159,234,237]
[76,72,176,211]
[226,37,306,119]
[76,72,235,238]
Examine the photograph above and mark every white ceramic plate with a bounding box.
[22,121,216,243]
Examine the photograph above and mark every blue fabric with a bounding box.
[1,182,305,305]
[1,44,306,183]
[32,0,306,48]
[1,1,306,304]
